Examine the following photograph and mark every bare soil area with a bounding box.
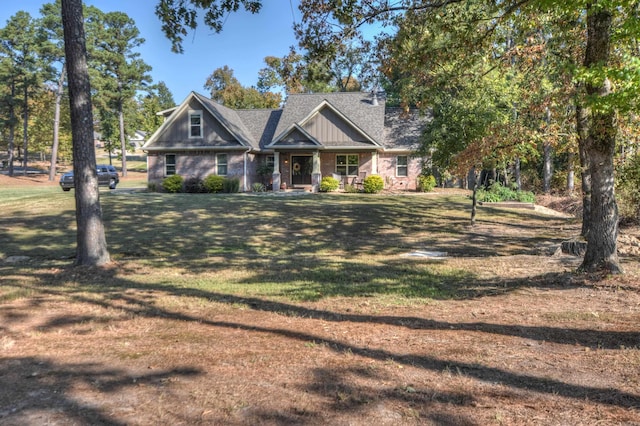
[1,172,640,425]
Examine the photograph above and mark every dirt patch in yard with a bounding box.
[1,176,640,425]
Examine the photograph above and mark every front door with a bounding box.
[291,155,312,186]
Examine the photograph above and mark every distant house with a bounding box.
[129,130,147,149]
[142,91,428,192]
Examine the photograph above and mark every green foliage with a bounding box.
[251,182,266,192]
[343,184,358,193]
[203,175,224,193]
[183,176,206,193]
[222,176,240,193]
[476,182,535,203]
[362,175,384,194]
[162,174,184,193]
[320,176,340,192]
[417,175,437,192]
[617,153,640,224]
[204,65,281,108]
[256,162,274,177]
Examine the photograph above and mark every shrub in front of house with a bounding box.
[363,175,384,193]
[183,176,206,193]
[223,176,240,193]
[320,176,340,192]
[162,175,184,193]
[417,174,437,192]
[252,182,266,192]
[203,175,224,193]
[343,184,358,193]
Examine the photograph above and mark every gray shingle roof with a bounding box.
[383,108,430,151]
[144,91,428,154]
[272,92,385,145]
[235,109,282,149]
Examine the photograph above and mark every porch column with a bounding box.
[372,151,378,174]
[272,151,281,191]
[311,151,321,192]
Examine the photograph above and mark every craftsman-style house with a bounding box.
[142,91,427,191]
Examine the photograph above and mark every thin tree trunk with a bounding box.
[579,5,622,274]
[514,157,521,191]
[119,101,128,177]
[62,0,110,266]
[470,168,479,225]
[577,103,591,237]
[543,107,552,193]
[567,152,575,194]
[7,80,16,177]
[22,83,28,176]
[49,64,66,181]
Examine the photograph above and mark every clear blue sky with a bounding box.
[0,0,301,103]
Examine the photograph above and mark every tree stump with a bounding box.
[560,240,587,256]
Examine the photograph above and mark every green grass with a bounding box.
[0,185,577,304]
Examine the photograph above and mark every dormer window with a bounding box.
[189,110,202,138]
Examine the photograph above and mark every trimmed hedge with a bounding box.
[162,175,184,193]
[417,174,436,192]
[363,175,384,193]
[320,176,340,192]
[203,175,224,193]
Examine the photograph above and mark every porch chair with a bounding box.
[352,171,367,188]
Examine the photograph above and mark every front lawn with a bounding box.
[1,181,639,425]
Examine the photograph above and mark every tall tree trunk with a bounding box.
[49,64,66,182]
[566,151,575,194]
[470,168,479,225]
[22,84,29,176]
[542,107,552,193]
[118,100,128,177]
[577,103,591,237]
[7,80,16,177]
[543,142,552,193]
[62,0,110,267]
[579,5,622,274]
[514,157,521,191]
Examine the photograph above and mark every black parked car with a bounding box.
[60,165,119,191]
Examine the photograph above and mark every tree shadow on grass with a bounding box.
[0,266,638,425]
[0,357,200,425]
[12,267,640,411]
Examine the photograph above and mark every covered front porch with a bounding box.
[271,151,320,191]
[270,150,379,192]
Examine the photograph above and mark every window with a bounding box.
[396,155,408,177]
[217,153,228,175]
[165,154,176,176]
[266,155,275,169]
[189,110,202,138]
[336,154,359,176]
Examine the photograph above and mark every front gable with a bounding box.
[272,125,321,147]
[270,100,380,149]
[143,93,250,151]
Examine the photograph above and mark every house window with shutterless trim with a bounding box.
[165,154,176,176]
[189,110,202,138]
[266,155,275,169]
[336,154,359,176]
[217,153,228,175]
[396,155,408,177]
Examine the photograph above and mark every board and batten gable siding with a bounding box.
[377,153,422,190]
[152,100,240,147]
[303,107,370,144]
